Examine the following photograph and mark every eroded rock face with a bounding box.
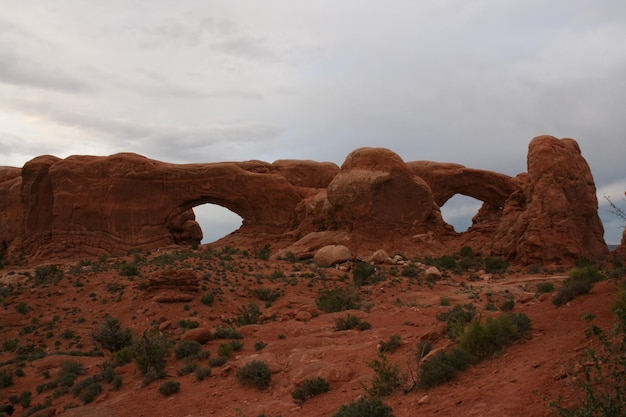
[0,136,609,265]
[493,136,608,264]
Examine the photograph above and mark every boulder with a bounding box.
[180,327,212,344]
[313,245,353,267]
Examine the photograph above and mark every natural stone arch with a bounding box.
[439,194,484,233]
[406,161,522,208]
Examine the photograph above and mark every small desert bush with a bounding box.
[335,314,369,331]
[211,327,243,340]
[217,343,234,358]
[332,396,395,417]
[536,282,555,294]
[209,356,228,367]
[0,370,13,388]
[254,341,267,351]
[133,329,172,381]
[233,303,262,326]
[200,291,214,306]
[195,366,212,381]
[236,360,271,390]
[364,353,406,397]
[484,257,509,274]
[178,319,199,329]
[174,340,202,359]
[291,377,331,405]
[91,316,132,353]
[437,304,476,339]
[158,380,180,396]
[353,261,377,286]
[252,287,284,302]
[457,312,530,360]
[34,264,63,285]
[316,288,361,313]
[118,263,140,277]
[57,360,85,387]
[417,347,472,389]
[378,334,402,353]
[552,266,605,306]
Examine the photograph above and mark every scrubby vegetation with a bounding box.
[553,266,605,306]
[333,396,395,417]
[291,377,331,405]
[236,360,272,390]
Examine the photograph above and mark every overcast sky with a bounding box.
[1,1,625,244]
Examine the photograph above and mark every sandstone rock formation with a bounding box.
[0,136,610,265]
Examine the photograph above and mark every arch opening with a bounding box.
[439,194,483,233]
[193,204,243,244]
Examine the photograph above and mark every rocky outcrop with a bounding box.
[144,269,199,303]
[492,136,607,264]
[0,136,609,265]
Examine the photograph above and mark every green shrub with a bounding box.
[353,262,377,286]
[174,340,202,359]
[500,299,515,312]
[316,288,361,313]
[178,319,200,329]
[536,282,555,294]
[133,329,172,381]
[484,257,508,274]
[2,338,18,352]
[118,263,140,277]
[200,291,214,306]
[254,341,267,351]
[211,327,243,340]
[457,312,530,360]
[34,264,63,285]
[436,304,476,339]
[378,334,402,353]
[0,370,13,388]
[252,287,284,302]
[218,343,234,358]
[357,321,372,330]
[91,316,132,353]
[401,264,419,278]
[549,315,626,416]
[613,283,626,326]
[365,353,406,397]
[230,340,244,351]
[335,314,363,331]
[460,246,474,258]
[15,301,29,315]
[236,360,271,390]
[195,366,212,381]
[415,340,433,360]
[178,362,198,376]
[209,356,228,367]
[417,347,472,389]
[158,380,180,396]
[255,244,271,260]
[291,377,331,405]
[234,303,262,326]
[57,360,85,387]
[72,375,102,404]
[332,396,395,417]
[552,267,604,307]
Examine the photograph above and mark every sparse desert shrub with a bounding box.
[332,396,395,417]
[233,303,262,326]
[15,301,29,315]
[2,338,18,352]
[174,340,202,359]
[72,375,102,404]
[536,282,555,294]
[316,288,361,313]
[484,257,509,274]
[436,304,476,339]
[552,266,604,306]
[230,340,244,351]
[200,290,214,306]
[613,283,626,326]
[209,356,228,367]
[34,264,63,285]
[427,255,458,272]
[334,314,367,331]
[178,319,199,329]
[292,377,331,405]
[365,353,406,397]
[400,263,419,278]
[415,340,433,360]
[457,312,530,360]
[417,347,472,389]
[57,360,85,387]
[255,244,271,260]
[500,299,515,312]
[158,380,180,396]
[252,287,284,302]
[178,361,198,376]
[133,329,172,381]
[118,263,140,277]
[211,327,243,340]
[236,360,271,390]
[353,262,377,286]
[217,343,234,358]
[378,334,402,353]
[254,341,267,351]
[0,370,13,388]
[195,366,212,381]
[91,316,132,353]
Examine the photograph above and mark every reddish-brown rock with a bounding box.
[493,136,608,264]
[0,136,610,265]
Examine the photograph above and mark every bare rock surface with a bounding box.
[0,136,610,266]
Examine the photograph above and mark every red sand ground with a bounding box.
[0,247,622,417]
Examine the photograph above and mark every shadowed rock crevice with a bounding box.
[0,136,609,265]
